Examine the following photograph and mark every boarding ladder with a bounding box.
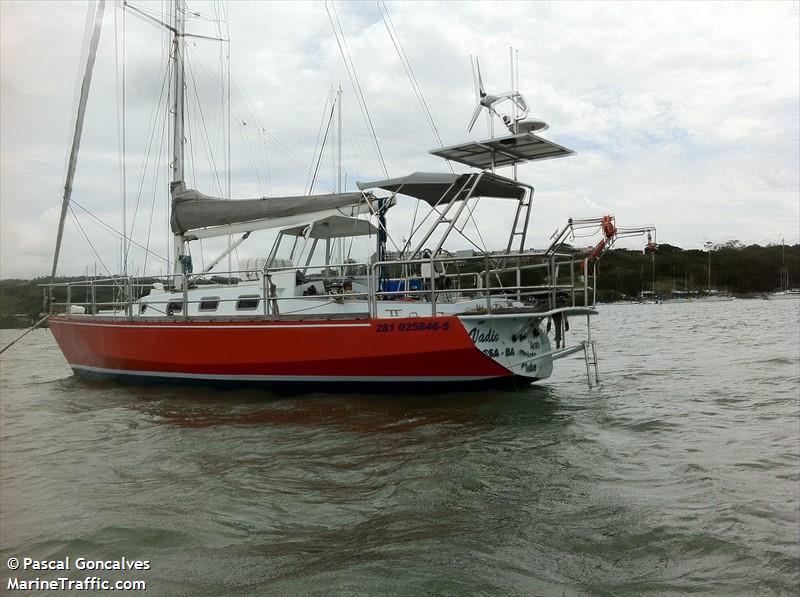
[504,186,534,254]
[582,340,600,387]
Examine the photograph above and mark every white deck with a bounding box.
[95,274,524,319]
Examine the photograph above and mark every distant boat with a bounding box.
[659,297,693,304]
[692,294,735,303]
[769,240,797,299]
[767,289,800,300]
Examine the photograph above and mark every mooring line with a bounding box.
[0,315,50,355]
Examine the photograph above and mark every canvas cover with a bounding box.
[356,171,526,205]
[170,185,369,234]
[279,215,378,239]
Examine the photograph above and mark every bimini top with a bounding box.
[278,215,378,239]
[429,132,574,169]
[356,171,526,205]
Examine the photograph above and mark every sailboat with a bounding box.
[45,0,655,390]
[768,240,799,300]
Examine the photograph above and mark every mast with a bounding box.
[781,238,786,291]
[336,85,342,195]
[510,47,518,182]
[336,85,343,273]
[51,0,106,282]
[170,0,187,282]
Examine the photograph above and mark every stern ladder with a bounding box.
[582,340,600,387]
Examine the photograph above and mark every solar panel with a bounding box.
[429,132,575,169]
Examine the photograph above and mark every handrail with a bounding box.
[41,248,602,318]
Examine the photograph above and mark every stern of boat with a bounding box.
[457,306,598,383]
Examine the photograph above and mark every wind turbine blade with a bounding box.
[470,55,479,99]
[467,102,483,132]
[476,57,486,97]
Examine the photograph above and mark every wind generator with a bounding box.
[467,55,549,136]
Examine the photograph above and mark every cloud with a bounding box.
[1,0,798,279]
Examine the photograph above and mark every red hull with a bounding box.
[48,315,514,384]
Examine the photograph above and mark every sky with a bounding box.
[1,0,798,279]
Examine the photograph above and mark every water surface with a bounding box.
[1,299,798,594]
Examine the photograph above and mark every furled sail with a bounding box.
[170,184,371,234]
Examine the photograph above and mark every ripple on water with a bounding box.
[1,301,799,595]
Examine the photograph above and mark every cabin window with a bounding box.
[166,301,183,316]
[236,295,260,310]
[139,304,148,314]
[198,297,219,312]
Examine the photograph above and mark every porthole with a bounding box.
[236,295,260,310]
[199,297,219,312]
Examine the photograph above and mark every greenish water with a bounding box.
[1,299,798,595]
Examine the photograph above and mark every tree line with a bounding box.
[592,242,799,301]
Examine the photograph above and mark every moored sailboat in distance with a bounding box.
[767,240,799,300]
[768,289,800,299]
[45,0,656,390]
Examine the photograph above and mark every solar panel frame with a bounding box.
[429,132,575,169]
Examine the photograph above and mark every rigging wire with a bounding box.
[143,40,172,273]
[342,110,372,182]
[460,197,489,252]
[325,0,388,178]
[68,207,115,279]
[114,4,129,277]
[239,120,266,195]
[181,1,240,272]
[71,200,169,264]
[231,82,337,193]
[376,0,470,255]
[185,82,198,187]
[185,46,225,196]
[377,0,452,174]
[307,100,337,196]
[305,91,334,194]
[185,43,337,195]
[221,0,234,277]
[124,60,172,263]
[323,2,410,255]
[236,110,337,194]
[142,90,170,275]
[376,2,494,254]
[122,5,128,276]
[261,129,272,196]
